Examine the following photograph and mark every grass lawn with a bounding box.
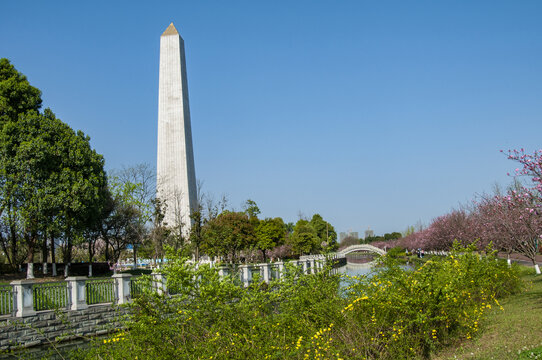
[434,267,542,360]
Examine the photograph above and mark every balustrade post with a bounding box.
[239,265,251,287]
[66,276,88,311]
[288,260,298,276]
[11,280,36,317]
[309,259,316,274]
[218,266,226,278]
[152,273,166,295]
[302,260,308,274]
[112,273,132,304]
[260,263,271,283]
[276,262,284,280]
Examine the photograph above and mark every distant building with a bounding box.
[364,228,374,239]
[340,231,359,242]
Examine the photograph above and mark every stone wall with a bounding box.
[0,304,127,351]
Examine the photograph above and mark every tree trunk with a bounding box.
[88,240,94,277]
[133,244,138,270]
[42,234,48,275]
[105,240,110,262]
[0,233,14,270]
[66,238,73,264]
[26,242,35,279]
[533,259,541,275]
[9,215,18,270]
[50,235,57,276]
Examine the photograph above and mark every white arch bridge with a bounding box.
[336,244,386,257]
[299,244,386,263]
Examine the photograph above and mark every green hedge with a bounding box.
[76,243,522,360]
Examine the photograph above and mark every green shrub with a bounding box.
[77,243,521,359]
[386,246,406,258]
[338,242,522,358]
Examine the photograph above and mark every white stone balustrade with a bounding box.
[260,263,271,283]
[240,265,251,287]
[11,280,36,317]
[4,258,328,318]
[112,273,132,304]
[151,273,166,295]
[276,262,284,279]
[66,276,88,311]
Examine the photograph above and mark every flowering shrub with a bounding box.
[338,242,521,359]
[77,245,521,359]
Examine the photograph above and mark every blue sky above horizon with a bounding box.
[2,1,541,236]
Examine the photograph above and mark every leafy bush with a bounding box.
[338,242,522,359]
[77,243,521,359]
[385,246,406,258]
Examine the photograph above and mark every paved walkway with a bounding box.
[497,252,542,266]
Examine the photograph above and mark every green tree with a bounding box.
[113,164,154,268]
[288,219,320,256]
[384,232,402,241]
[97,177,146,265]
[243,199,261,220]
[0,58,42,125]
[309,214,338,250]
[189,206,203,261]
[285,222,295,235]
[201,211,256,263]
[143,197,169,263]
[0,58,44,271]
[255,217,285,262]
[0,60,108,277]
[188,189,228,262]
[0,109,107,277]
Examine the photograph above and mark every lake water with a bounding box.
[336,262,376,277]
[336,260,414,282]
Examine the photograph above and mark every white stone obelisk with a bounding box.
[157,23,197,236]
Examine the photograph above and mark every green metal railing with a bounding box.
[86,279,115,305]
[250,266,262,281]
[270,265,280,280]
[33,282,68,311]
[0,285,13,315]
[129,277,149,298]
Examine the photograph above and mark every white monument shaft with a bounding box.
[157,23,197,234]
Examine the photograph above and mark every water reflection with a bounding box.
[335,259,413,290]
[336,262,375,277]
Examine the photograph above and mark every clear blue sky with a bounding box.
[2,1,541,236]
